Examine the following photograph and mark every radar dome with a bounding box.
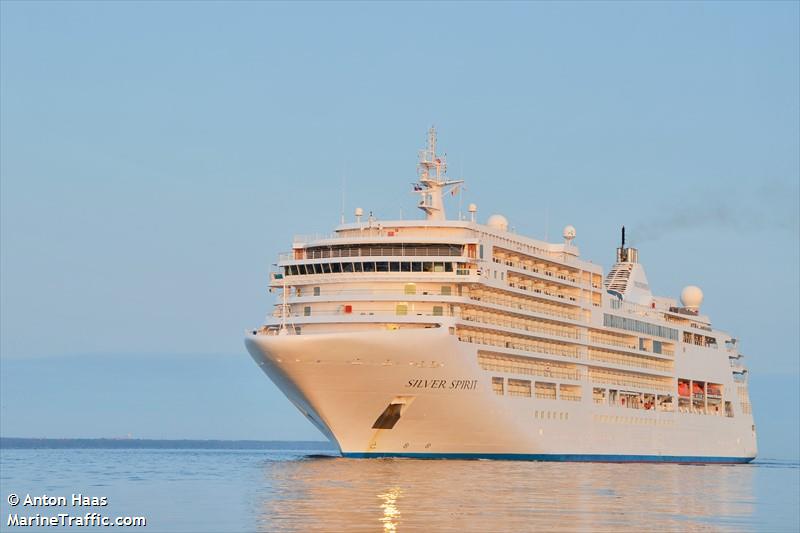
[680,285,704,310]
[487,214,509,231]
[563,225,576,240]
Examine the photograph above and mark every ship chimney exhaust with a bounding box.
[616,225,638,263]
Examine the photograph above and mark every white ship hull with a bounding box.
[245,327,756,462]
[246,128,757,463]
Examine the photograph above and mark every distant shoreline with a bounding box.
[0,437,336,450]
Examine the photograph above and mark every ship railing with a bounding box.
[468,293,581,322]
[506,282,580,303]
[560,394,582,402]
[589,335,638,351]
[587,350,673,372]
[292,228,475,243]
[478,361,581,381]
[534,391,557,400]
[460,314,579,340]
[287,248,469,260]
[294,287,462,297]
[459,333,580,359]
[502,262,580,284]
[276,308,455,318]
[279,250,471,261]
[589,374,672,393]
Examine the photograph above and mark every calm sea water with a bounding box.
[0,444,797,532]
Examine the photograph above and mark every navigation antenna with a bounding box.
[413,126,463,221]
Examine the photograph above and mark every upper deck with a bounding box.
[250,127,754,425]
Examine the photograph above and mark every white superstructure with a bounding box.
[245,128,757,462]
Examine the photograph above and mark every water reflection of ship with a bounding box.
[256,457,756,532]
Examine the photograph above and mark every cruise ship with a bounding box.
[245,128,757,463]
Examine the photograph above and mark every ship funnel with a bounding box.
[616,225,638,263]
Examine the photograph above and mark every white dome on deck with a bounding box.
[680,285,704,310]
[487,214,509,231]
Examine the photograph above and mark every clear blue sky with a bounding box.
[1,2,798,458]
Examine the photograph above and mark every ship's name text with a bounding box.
[405,379,478,390]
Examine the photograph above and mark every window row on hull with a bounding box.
[284,261,463,276]
[302,243,464,259]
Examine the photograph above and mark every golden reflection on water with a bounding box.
[378,487,402,532]
[257,457,755,532]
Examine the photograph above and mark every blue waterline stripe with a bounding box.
[341,452,755,463]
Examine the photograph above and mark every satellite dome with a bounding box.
[680,285,704,310]
[468,203,477,213]
[563,225,576,240]
[487,214,509,231]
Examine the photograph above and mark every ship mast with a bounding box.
[414,126,463,221]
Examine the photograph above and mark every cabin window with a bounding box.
[343,262,354,273]
[445,262,453,272]
[303,306,311,316]
[412,262,422,272]
[441,286,451,296]
[290,265,299,275]
[313,287,320,296]
[492,377,504,395]
[404,283,416,295]
[423,262,434,272]
[322,263,332,274]
[354,262,363,272]
[376,261,389,272]
[331,263,342,273]
[363,262,376,272]
[395,304,408,316]
[390,262,400,272]
[508,379,532,397]
[432,306,443,316]
[401,262,411,272]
